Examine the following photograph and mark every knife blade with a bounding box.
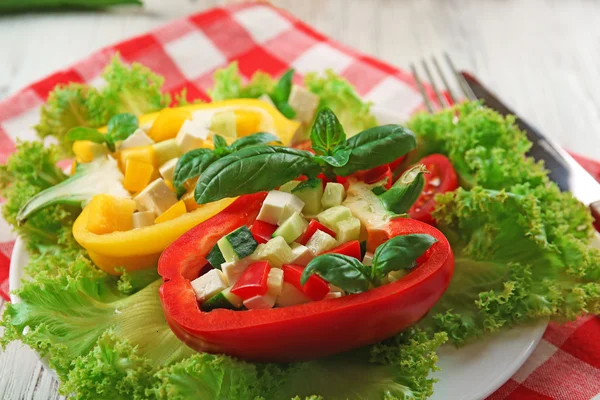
[460,72,600,229]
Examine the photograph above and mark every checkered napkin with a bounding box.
[0,3,598,399]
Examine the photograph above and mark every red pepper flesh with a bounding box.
[282,264,330,301]
[159,192,453,362]
[251,221,278,244]
[298,220,337,245]
[324,240,362,260]
[230,261,271,300]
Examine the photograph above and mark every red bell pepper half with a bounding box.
[158,193,454,362]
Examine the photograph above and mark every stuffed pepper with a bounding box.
[158,108,456,361]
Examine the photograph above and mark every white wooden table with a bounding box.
[1,0,600,398]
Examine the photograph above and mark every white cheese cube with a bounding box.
[290,243,314,266]
[258,93,276,107]
[267,268,284,297]
[221,258,253,286]
[276,282,311,307]
[329,284,345,294]
[175,118,211,152]
[325,292,343,299]
[134,178,178,215]
[191,269,228,302]
[288,85,320,124]
[159,158,178,183]
[132,211,155,229]
[119,128,154,150]
[306,230,337,255]
[243,293,276,310]
[257,190,305,226]
[362,252,374,267]
[251,236,294,268]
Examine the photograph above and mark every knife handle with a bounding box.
[591,201,600,232]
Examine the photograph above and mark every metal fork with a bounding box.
[410,54,477,112]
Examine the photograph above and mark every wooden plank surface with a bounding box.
[1,0,599,398]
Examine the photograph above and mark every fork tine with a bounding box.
[411,63,434,113]
[444,53,478,101]
[432,56,457,106]
[421,59,446,108]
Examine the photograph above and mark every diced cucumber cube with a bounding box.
[244,293,276,310]
[276,282,311,307]
[206,245,226,269]
[317,206,353,232]
[362,251,374,267]
[329,284,345,295]
[321,182,346,209]
[387,270,407,282]
[325,292,343,299]
[292,178,323,216]
[273,212,308,243]
[267,268,284,297]
[153,138,182,166]
[251,236,294,268]
[201,287,242,311]
[217,236,237,263]
[279,180,301,193]
[257,190,305,226]
[336,217,361,243]
[191,269,228,302]
[221,257,253,285]
[306,230,337,255]
[290,243,314,266]
[218,226,259,263]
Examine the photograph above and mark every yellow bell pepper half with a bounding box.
[73,99,299,275]
[73,197,235,275]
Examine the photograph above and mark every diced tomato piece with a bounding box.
[282,264,329,301]
[251,221,278,244]
[298,220,336,245]
[324,240,361,260]
[231,261,271,300]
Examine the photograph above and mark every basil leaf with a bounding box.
[195,146,320,204]
[65,127,106,144]
[271,69,294,103]
[213,134,228,149]
[333,125,417,177]
[173,149,217,194]
[315,146,351,168]
[228,132,281,151]
[310,108,346,155]
[372,234,437,278]
[301,254,371,294]
[275,101,296,119]
[106,113,138,142]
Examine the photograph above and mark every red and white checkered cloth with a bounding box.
[0,3,598,399]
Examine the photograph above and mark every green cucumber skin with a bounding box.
[201,292,236,311]
[226,226,258,259]
[206,245,226,269]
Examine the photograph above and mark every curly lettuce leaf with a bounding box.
[406,102,547,189]
[209,62,275,101]
[0,141,78,253]
[420,187,600,344]
[35,84,109,155]
[102,55,171,116]
[304,70,377,136]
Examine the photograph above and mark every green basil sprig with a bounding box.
[268,69,296,119]
[65,113,138,152]
[193,108,417,205]
[173,132,280,196]
[301,234,437,293]
[195,146,320,204]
